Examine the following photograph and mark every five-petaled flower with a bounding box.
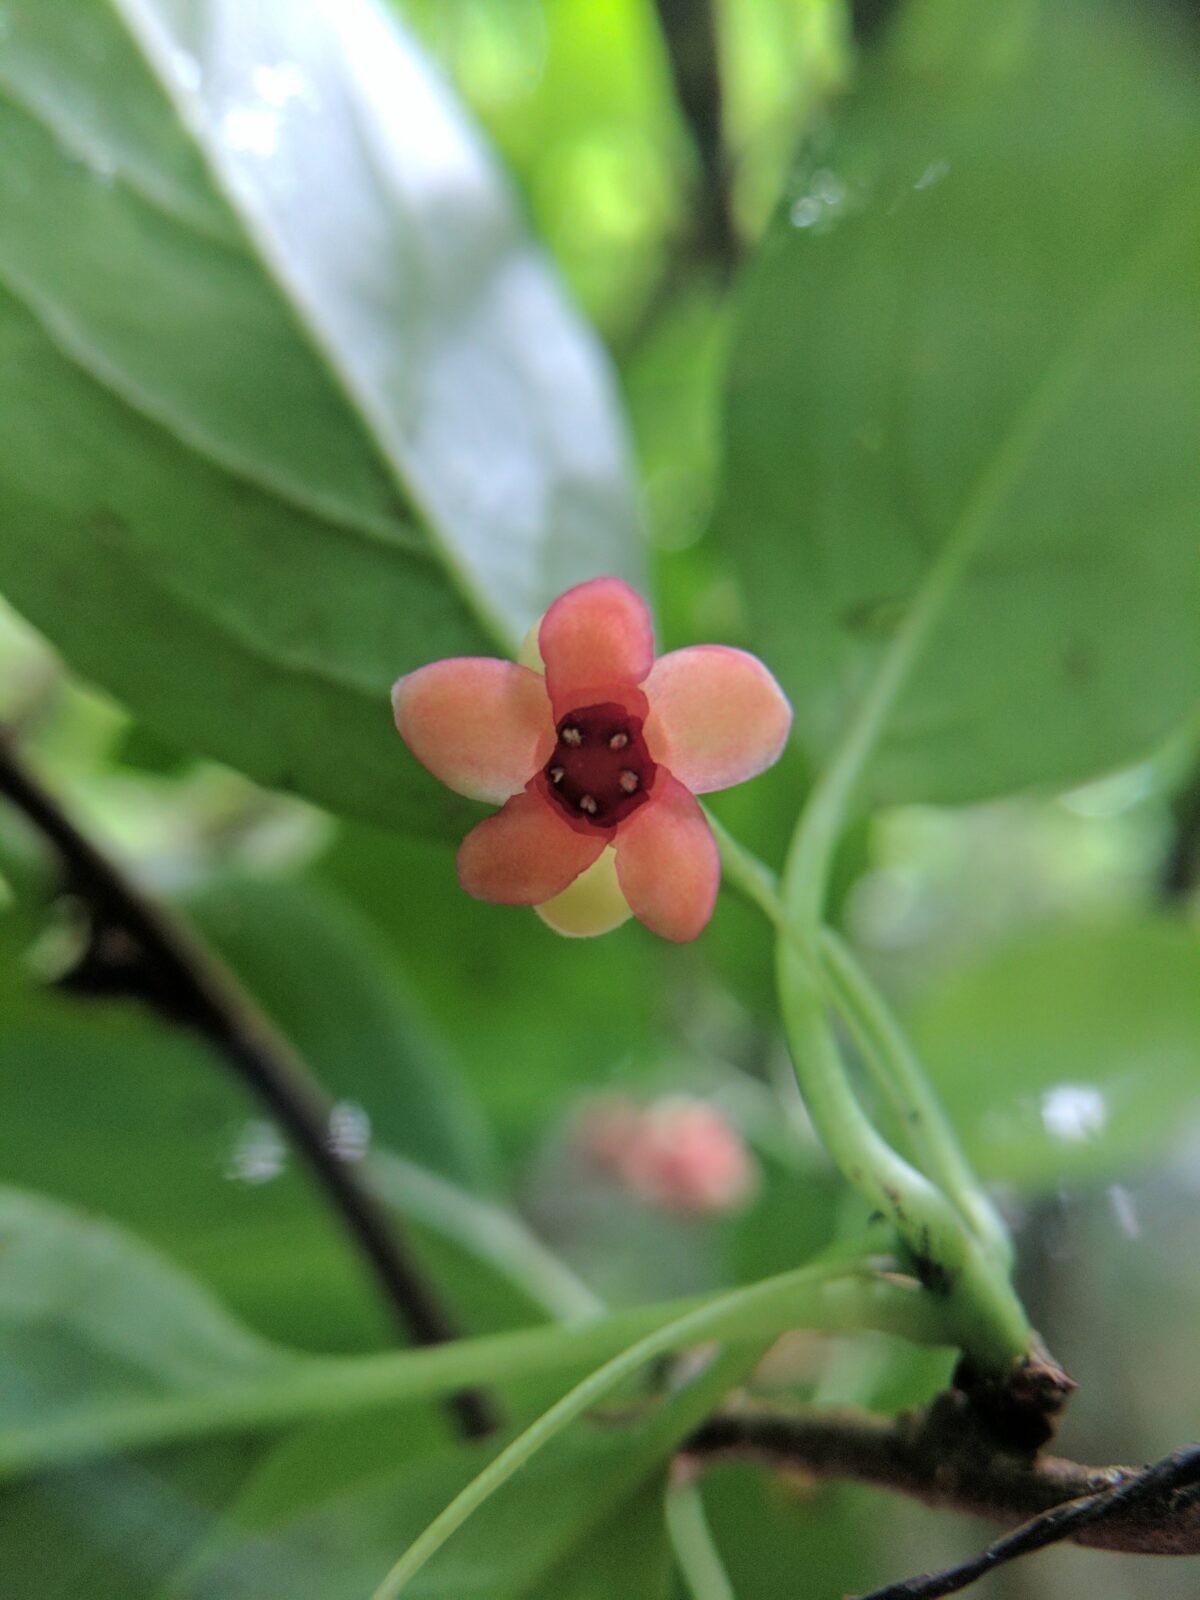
[392,577,791,942]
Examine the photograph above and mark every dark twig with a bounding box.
[0,731,498,1439]
[685,1398,1200,1556]
[850,0,905,47]
[1161,756,1200,901]
[653,0,739,277]
[854,1444,1200,1599]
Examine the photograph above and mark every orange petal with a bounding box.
[457,788,609,905]
[538,578,655,713]
[644,645,792,794]
[393,659,554,803]
[615,771,719,942]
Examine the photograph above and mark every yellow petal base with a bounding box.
[535,847,632,938]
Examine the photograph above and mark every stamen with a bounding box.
[544,702,655,829]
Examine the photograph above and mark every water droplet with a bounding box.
[226,1119,287,1184]
[253,62,315,110]
[790,196,822,229]
[1041,1084,1107,1144]
[329,1101,371,1163]
[221,107,280,158]
[914,158,950,191]
[812,168,846,207]
[1108,1184,1140,1240]
[789,169,852,232]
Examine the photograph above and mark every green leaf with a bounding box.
[0,0,641,836]
[320,822,673,1143]
[176,1425,672,1600]
[0,999,396,1350]
[909,920,1200,1190]
[185,874,498,1194]
[0,1185,297,1597]
[0,1186,292,1414]
[717,0,1200,805]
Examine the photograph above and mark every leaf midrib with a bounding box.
[108,0,517,657]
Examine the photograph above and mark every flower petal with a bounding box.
[538,578,655,712]
[535,847,633,938]
[643,646,792,794]
[614,771,719,942]
[393,659,554,803]
[457,788,608,905]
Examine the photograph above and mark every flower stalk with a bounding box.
[708,809,1029,1371]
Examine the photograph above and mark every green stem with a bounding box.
[368,1152,603,1323]
[817,930,1013,1269]
[367,1258,944,1598]
[666,1480,737,1600]
[775,940,1027,1371]
[709,815,1027,1370]
[710,815,1012,1268]
[0,1265,946,1486]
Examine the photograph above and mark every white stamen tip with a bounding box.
[562,726,582,747]
[579,794,598,814]
[550,766,565,784]
[609,732,629,750]
[618,770,639,793]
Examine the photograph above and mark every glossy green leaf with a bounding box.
[909,920,1200,1190]
[185,874,498,1193]
[0,0,641,836]
[717,0,1200,804]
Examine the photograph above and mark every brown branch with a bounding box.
[685,1397,1200,1556]
[0,730,498,1440]
[653,0,739,278]
[854,1444,1200,1599]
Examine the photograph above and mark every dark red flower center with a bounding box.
[543,702,656,829]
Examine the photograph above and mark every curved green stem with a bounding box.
[367,1257,947,1599]
[708,813,1027,1370]
[667,1479,737,1600]
[775,938,1028,1372]
[710,814,1012,1268]
[369,1152,603,1323]
[0,1263,945,1487]
[817,930,1013,1270]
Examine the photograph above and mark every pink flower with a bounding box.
[392,577,791,942]
[576,1094,759,1215]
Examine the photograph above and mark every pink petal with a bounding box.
[615,771,719,942]
[393,659,554,804]
[458,787,608,905]
[643,645,792,794]
[538,578,655,714]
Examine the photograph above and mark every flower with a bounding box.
[392,577,791,941]
[575,1094,759,1215]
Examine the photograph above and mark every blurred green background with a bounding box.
[1,0,1199,1595]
